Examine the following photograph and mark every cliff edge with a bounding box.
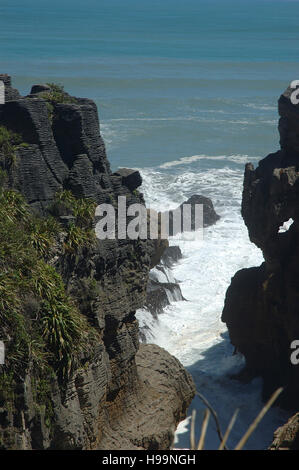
[222,85,299,415]
[0,75,195,450]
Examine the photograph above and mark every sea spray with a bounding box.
[136,160,290,449]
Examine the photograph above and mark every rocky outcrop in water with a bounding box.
[139,246,185,342]
[167,194,220,236]
[146,247,185,315]
[140,196,220,340]
[0,76,195,449]
[222,85,299,410]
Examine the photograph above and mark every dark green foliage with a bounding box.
[31,374,55,429]
[0,168,7,193]
[0,372,15,411]
[72,197,97,228]
[39,83,77,122]
[50,190,97,253]
[49,189,74,217]
[0,189,89,379]
[0,126,28,167]
[0,186,100,439]
[50,190,96,224]
[41,83,76,106]
[26,216,61,257]
[64,224,95,254]
[45,83,76,104]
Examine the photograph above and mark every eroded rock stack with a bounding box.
[222,85,299,412]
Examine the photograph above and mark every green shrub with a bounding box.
[0,372,16,412]
[64,224,95,254]
[26,216,60,256]
[72,197,96,228]
[0,190,89,379]
[41,83,76,106]
[0,126,26,167]
[49,190,74,217]
[50,190,96,253]
[0,168,7,193]
[54,189,75,205]
[0,189,29,227]
[39,83,76,122]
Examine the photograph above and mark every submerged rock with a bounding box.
[139,244,185,341]
[146,278,184,317]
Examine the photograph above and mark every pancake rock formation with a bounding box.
[0,75,195,450]
[222,84,299,447]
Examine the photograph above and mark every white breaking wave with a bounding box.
[105,116,274,126]
[244,103,276,111]
[136,162,290,450]
[158,153,259,169]
[100,123,118,145]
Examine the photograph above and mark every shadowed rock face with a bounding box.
[143,247,185,330]
[161,246,183,268]
[0,76,195,450]
[222,85,299,410]
[137,244,185,343]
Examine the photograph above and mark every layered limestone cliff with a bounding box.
[222,85,299,412]
[0,75,195,450]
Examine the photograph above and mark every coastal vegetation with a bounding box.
[0,126,28,167]
[0,188,90,378]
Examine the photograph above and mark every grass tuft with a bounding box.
[0,189,89,379]
[0,126,28,168]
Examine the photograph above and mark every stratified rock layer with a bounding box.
[222,85,299,409]
[0,76,195,449]
[98,344,195,450]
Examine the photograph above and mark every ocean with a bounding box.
[1,0,297,449]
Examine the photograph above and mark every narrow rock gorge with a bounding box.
[0,75,195,450]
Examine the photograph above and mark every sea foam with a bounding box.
[136,159,290,450]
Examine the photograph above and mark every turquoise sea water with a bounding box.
[1,0,299,169]
[0,0,297,449]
